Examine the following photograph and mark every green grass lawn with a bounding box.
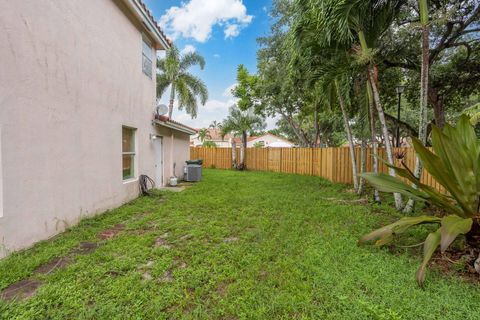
[1,169,479,319]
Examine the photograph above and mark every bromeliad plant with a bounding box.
[359,115,480,286]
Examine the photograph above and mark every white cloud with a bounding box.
[213,53,221,58]
[159,0,253,42]
[162,97,277,130]
[180,44,196,55]
[204,99,235,111]
[224,24,240,39]
[223,83,237,97]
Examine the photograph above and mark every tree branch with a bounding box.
[384,112,419,137]
[430,5,480,63]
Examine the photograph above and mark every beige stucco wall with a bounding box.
[0,0,189,257]
[154,125,191,181]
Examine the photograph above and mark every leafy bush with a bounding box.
[359,115,480,286]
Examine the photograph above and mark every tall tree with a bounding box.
[316,0,405,209]
[221,106,266,170]
[381,1,480,128]
[403,0,430,213]
[233,65,259,112]
[156,45,208,119]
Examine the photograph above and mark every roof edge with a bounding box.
[122,0,171,50]
[153,116,197,135]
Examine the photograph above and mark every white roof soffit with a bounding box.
[153,120,196,135]
[123,0,171,50]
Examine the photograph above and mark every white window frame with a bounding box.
[142,36,153,78]
[122,126,137,182]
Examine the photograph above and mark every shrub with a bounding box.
[359,115,480,286]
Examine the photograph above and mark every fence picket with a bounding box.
[190,147,444,193]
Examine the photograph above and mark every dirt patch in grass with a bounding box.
[105,270,123,277]
[33,257,72,275]
[71,242,99,255]
[173,257,187,269]
[154,238,172,249]
[0,279,42,301]
[160,269,174,283]
[223,237,239,243]
[98,224,125,240]
[180,234,193,241]
[431,247,480,283]
[215,279,235,297]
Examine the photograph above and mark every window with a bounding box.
[122,127,136,180]
[142,38,153,78]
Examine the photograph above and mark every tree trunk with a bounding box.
[368,67,403,210]
[231,139,237,169]
[430,88,445,129]
[168,84,175,119]
[404,3,429,213]
[336,80,359,192]
[239,131,247,170]
[367,84,381,202]
[314,107,320,147]
[281,112,310,146]
[357,30,400,207]
[357,138,367,195]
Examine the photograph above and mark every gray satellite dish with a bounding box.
[155,102,169,116]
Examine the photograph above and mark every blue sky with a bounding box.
[144,0,274,128]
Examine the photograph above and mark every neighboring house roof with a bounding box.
[232,136,258,144]
[232,134,294,146]
[154,115,197,135]
[249,134,294,145]
[123,0,172,49]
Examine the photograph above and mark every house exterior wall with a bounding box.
[0,0,185,257]
[156,125,191,180]
[247,134,294,148]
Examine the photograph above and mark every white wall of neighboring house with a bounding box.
[191,131,295,149]
[0,0,190,257]
[247,134,295,148]
[191,136,231,148]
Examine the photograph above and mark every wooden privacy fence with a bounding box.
[190,147,445,192]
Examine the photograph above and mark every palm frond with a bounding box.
[176,78,197,118]
[156,73,171,98]
[180,52,206,71]
[179,73,208,105]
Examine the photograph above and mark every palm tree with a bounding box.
[197,128,211,143]
[221,105,266,170]
[156,45,209,119]
[310,0,405,209]
[403,0,429,213]
[209,120,222,131]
